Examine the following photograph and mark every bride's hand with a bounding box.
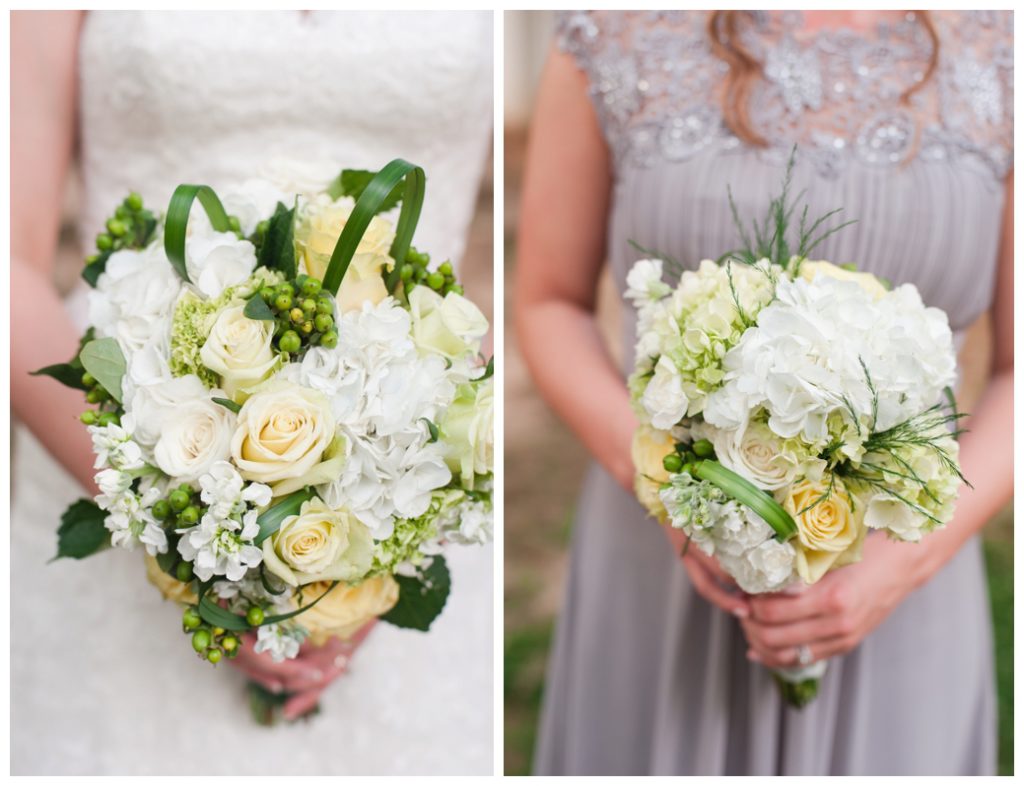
[665,525,750,618]
[739,535,920,669]
[228,621,376,720]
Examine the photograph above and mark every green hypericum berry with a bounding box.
[81,371,96,387]
[300,277,322,296]
[256,220,269,237]
[182,607,202,630]
[289,307,305,324]
[400,264,414,281]
[449,284,465,296]
[278,331,301,354]
[427,272,445,290]
[180,505,201,526]
[152,499,171,520]
[663,453,684,473]
[301,298,317,314]
[316,299,333,315]
[97,411,118,427]
[125,192,144,211]
[206,648,223,664]
[114,205,129,220]
[85,388,104,404]
[85,254,100,265]
[168,489,191,512]
[106,219,127,238]
[227,215,241,232]
[439,261,453,276]
[299,320,314,335]
[79,411,97,425]
[175,561,194,582]
[277,282,295,297]
[96,233,113,251]
[260,286,276,303]
[692,439,714,458]
[314,314,334,333]
[320,330,339,349]
[191,629,211,652]
[246,606,265,626]
[221,635,239,653]
[274,294,293,312]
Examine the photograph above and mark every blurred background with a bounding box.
[503,10,1013,777]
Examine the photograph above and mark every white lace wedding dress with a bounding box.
[11,11,493,776]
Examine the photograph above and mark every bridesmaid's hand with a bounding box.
[228,621,377,720]
[665,525,750,618]
[739,536,922,669]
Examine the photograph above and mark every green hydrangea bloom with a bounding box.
[371,488,467,574]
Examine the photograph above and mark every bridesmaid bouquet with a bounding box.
[627,157,965,707]
[37,161,493,683]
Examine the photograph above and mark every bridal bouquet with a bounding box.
[627,159,965,707]
[38,160,493,684]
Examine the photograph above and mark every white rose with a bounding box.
[186,227,258,299]
[408,287,489,360]
[641,355,689,429]
[199,305,279,399]
[126,372,208,451]
[153,394,236,482]
[262,497,373,587]
[441,378,494,489]
[231,381,338,486]
[88,244,182,355]
[705,419,798,491]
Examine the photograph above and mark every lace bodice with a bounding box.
[78,11,492,263]
[557,10,1013,182]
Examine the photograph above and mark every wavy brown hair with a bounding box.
[707,11,940,147]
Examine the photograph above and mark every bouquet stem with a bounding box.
[773,674,821,708]
[247,681,321,726]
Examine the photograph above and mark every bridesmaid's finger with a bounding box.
[283,686,323,721]
[683,554,749,617]
[740,615,845,654]
[747,584,832,624]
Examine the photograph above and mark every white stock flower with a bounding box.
[253,623,304,663]
[89,419,145,471]
[153,394,236,482]
[100,483,167,556]
[199,304,279,399]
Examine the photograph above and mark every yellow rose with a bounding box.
[144,553,197,605]
[230,380,343,493]
[799,260,888,299]
[295,576,399,646]
[631,426,676,519]
[782,477,866,583]
[199,304,279,399]
[294,194,394,312]
[263,498,373,587]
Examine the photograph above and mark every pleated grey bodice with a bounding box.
[535,10,1011,776]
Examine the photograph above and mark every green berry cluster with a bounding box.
[86,192,153,265]
[257,274,339,354]
[77,369,124,424]
[152,483,204,533]
[662,438,715,474]
[182,608,241,664]
[398,247,464,296]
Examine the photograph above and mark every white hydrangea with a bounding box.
[442,499,493,546]
[253,623,304,663]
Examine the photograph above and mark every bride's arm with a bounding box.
[514,49,634,490]
[742,172,1015,668]
[10,11,96,492]
[516,49,750,618]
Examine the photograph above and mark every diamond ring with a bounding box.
[797,644,813,666]
[333,655,348,669]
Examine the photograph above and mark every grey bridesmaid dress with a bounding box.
[534,10,1012,776]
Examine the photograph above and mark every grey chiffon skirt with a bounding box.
[534,463,997,776]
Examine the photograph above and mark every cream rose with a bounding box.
[709,419,798,491]
[408,287,489,360]
[294,576,399,646]
[230,381,338,486]
[262,498,373,587]
[799,260,888,299]
[632,425,676,519]
[441,378,493,489]
[153,394,235,482]
[295,194,394,312]
[144,553,197,605]
[782,477,866,584]
[199,304,279,399]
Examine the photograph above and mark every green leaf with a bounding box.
[421,418,440,443]
[30,363,89,391]
[322,160,425,296]
[326,169,406,212]
[198,595,250,631]
[243,295,276,321]
[263,581,340,625]
[156,547,178,576]
[479,356,494,381]
[257,202,296,279]
[212,397,241,413]
[81,249,113,288]
[53,499,109,560]
[692,460,798,542]
[380,556,450,632]
[164,184,232,283]
[254,488,317,546]
[78,337,126,404]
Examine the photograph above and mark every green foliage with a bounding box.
[243,294,276,321]
[212,397,241,414]
[78,337,127,404]
[30,362,90,392]
[257,202,296,279]
[164,184,232,282]
[984,533,1014,776]
[326,168,407,212]
[53,499,109,560]
[254,487,317,546]
[381,555,450,631]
